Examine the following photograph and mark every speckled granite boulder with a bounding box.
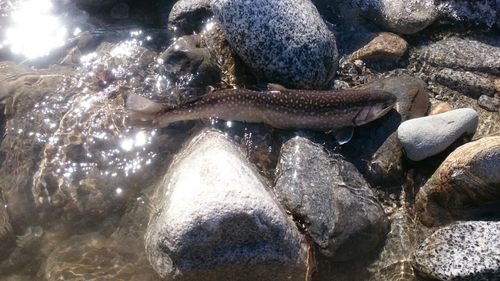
[355,0,438,34]
[210,0,338,89]
[414,221,500,280]
[437,0,500,29]
[416,136,500,227]
[145,129,306,281]
[168,0,212,35]
[397,108,478,161]
[275,136,388,261]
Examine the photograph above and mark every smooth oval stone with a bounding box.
[356,0,438,34]
[414,221,500,281]
[397,108,478,161]
[275,136,388,261]
[415,136,500,227]
[210,0,338,89]
[145,129,306,281]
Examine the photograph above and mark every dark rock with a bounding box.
[414,221,500,281]
[145,129,306,281]
[275,136,388,261]
[478,94,500,112]
[437,0,500,29]
[416,136,500,227]
[110,2,129,19]
[168,0,212,35]
[433,68,495,99]
[210,0,338,89]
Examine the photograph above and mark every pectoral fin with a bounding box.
[126,93,166,114]
[334,127,354,145]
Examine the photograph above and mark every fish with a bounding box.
[126,84,396,144]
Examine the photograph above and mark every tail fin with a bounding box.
[125,93,166,127]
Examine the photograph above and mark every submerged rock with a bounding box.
[415,136,500,227]
[397,108,478,161]
[414,221,500,281]
[433,68,495,99]
[351,32,408,62]
[275,136,388,261]
[355,0,438,34]
[145,129,306,281]
[168,0,212,35]
[210,0,338,89]
[437,0,500,29]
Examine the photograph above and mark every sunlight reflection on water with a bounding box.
[4,0,67,59]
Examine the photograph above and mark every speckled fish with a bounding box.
[126,84,396,143]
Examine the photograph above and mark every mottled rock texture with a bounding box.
[145,129,306,281]
[210,0,338,89]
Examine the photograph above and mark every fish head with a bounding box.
[353,90,396,126]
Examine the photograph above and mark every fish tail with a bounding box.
[125,93,166,127]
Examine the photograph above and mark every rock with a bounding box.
[428,102,453,115]
[433,68,495,99]
[478,95,500,112]
[356,0,438,34]
[158,34,221,104]
[351,32,408,62]
[360,75,429,185]
[437,0,500,29]
[363,75,429,121]
[168,0,212,35]
[275,136,388,261]
[110,2,129,19]
[145,129,306,281]
[414,221,500,280]
[415,136,500,227]
[210,0,338,89]
[397,108,478,161]
[0,196,14,260]
[412,36,500,75]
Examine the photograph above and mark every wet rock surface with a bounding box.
[355,0,438,34]
[210,0,338,89]
[351,32,408,62]
[397,108,479,161]
[416,136,500,227]
[145,129,306,281]
[168,0,212,36]
[414,221,500,281]
[433,68,495,99]
[275,136,388,261]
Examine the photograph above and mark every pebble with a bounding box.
[428,102,453,115]
[414,221,500,281]
[351,32,408,62]
[433,68,495,99]
[478,95,500,112]
[145,129,306,280]
[415,136,500,227]
[356,0,438,34]
[210,0,338,89]
[397,108,478,161]
[275,136,388,261]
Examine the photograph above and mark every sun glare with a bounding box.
[5,0,67,59]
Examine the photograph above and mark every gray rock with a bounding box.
[433,68,495,99]
[397,108,478,161]
[275,136,388,261]
[412,36,500,75]
[145,129,306,281]
[168,0,212,35]
[415,136,500,227]
[356,0,438,34]
[437,0,500,29]
[414,221,500,281]
[478,95,500,112]
[210,0,338,89]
